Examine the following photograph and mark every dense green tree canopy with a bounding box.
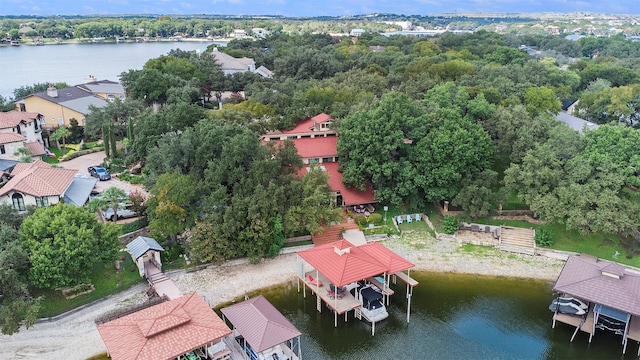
[0,206,39,335]
[19,204,120,289]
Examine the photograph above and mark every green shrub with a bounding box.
[58,147,103,161]
[120,218,148,235]
[118,173,144,184]
[368,213,382,224]
[535,228,555,247]
[354,215,367,226]
[161,244,183,263]
[442,215,459,234]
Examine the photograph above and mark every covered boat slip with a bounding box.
[220,295,302,360]
[296,239,418,335]
[551,254,640,355]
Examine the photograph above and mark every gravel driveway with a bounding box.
[57,151,149,196]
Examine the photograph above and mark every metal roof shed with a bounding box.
[221,295,302,359]
[126,236,164,278]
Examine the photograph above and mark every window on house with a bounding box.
[19,103,26,112]
[15,125,21,134]
[308,158,320,164]
[12,193,26,211]
[35,197,49,207]
[322,157,334,163]
[0,145,5,154]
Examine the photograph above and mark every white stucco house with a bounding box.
[0,160,77,211]
[0,110,45,160]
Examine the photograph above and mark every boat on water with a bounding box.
[347,282,389,323]
[549,296,588,315]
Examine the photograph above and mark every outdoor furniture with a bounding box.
[327,288,344,299]
[307,274,323,287]
[415,213,421,221]
[328,284,345,299]
[406,214,412,223]
[396,216,403,224]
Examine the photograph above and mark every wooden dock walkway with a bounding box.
[144,261,182,300]
[552,303,595,342]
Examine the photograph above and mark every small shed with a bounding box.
[126,236,164,277]
[221,295,302,360]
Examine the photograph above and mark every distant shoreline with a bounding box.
[0,37,231,47]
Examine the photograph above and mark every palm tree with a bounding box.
[50,127,72,156]
[102,187,127,224]
[13,147,33,163]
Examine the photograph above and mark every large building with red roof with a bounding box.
[263,113,375,206]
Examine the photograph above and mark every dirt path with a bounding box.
[0,234,563,360]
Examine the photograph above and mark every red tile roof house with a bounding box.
[262,113,375,207]
[0,160,77,211]
[97,292,232,360]
[0,110,45,160]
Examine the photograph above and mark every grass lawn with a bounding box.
[32,255,143,318]
[398,219,431,232]
[42,147,62,164]
[476,218,640,268]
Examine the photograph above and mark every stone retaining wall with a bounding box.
[118,227,151,245]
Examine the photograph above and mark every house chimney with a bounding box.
[46,84,58,98]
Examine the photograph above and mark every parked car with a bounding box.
[88,166,111,181]
[102,206,137,222]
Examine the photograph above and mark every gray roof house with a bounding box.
[210,48,272,78]
[63,175,98,206]
[21,79,124,129]
[555,112,599,134]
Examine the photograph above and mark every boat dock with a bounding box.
[300,271,361,319]
[551,254,640,355]
[296,239,418,335]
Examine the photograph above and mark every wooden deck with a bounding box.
[393,271,419,287]
[552,303,595,342]
[366,276,394,296]
[301,271,360,315]
[624,316,640,355]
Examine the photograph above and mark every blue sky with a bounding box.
[0,0,637,16]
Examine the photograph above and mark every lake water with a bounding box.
[0,41,225,99]
[229,272,639,360]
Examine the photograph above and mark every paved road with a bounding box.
[57,151,148,196]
